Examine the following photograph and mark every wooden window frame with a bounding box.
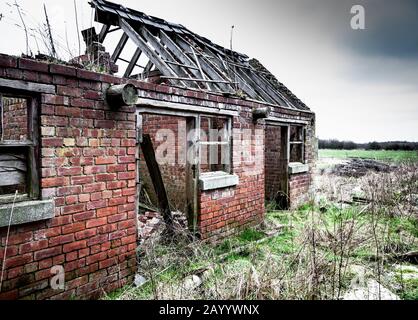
[198,115,233,174]
[289,125,306,164]
[0,92,40,204]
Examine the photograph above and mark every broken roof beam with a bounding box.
[119,18,185,88]
[137,25,200,89]
[174,35,235,93]
[124,47,142,78]
[111,32,129,62]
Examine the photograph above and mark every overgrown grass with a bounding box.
[319,149,418,162]
[104,163,418,300]
[104,201,418,300]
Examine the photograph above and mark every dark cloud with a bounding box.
[346,0,418,60]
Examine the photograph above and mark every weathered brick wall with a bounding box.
[198,112,265,241]
[265,108,316,209]
[140,114,187,212]
[0,55,137,300]
[0,53,316,298]
[288,122,316,208]
[264,126,282,201]
[2,98,28,141]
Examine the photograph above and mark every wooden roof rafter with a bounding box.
[90,0,311,111]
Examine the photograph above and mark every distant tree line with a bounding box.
[319,139,418,151]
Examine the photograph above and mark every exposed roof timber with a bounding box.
[205,53,260,101]
[119,18,184,87]
[175,35,236,93]
[98,24,111,43]
[160,76,238,85]
[143,60,154,74]
[111,33,128,62]
[235,64,292,107]
[138,25,200,89]
[90,0,311,111]
[91,0,247,59]
[159,30,213,90]
[124,48,142,78]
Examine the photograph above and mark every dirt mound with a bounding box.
[331,158,394,178]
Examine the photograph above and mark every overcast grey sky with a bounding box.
[0,0,417,143]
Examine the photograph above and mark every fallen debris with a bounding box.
[343,279,400,300]
[331,158,394,178]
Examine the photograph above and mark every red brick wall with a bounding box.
[0,55,137,300]
[264,126,282,201]
[2,98,28,141]
[288,123,316,208]
[0,53,316,298]
[198,114,265,241]
[140,114,187,212]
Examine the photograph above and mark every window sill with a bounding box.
[288,162,309,174]
[0,199,55,228]
[199,171,239,191]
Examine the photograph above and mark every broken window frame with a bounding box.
[289,125,306,164]
[0,92,40,204]
[198,115,233,175]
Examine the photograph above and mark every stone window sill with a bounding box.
[288,162,309,174]
[0,199,55,228]
[199,171,239,191]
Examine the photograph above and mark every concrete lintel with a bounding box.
[288,162,309,175]
[199,172,239,191]
[0,200,55,228]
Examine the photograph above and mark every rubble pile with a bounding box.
[331,158,394,178]
[138,211,188,244]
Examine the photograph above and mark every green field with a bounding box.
[319,149,418,162]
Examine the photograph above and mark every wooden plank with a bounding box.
[111,32,129,62]
[143,60,154,74]
[138,26,198,88]
[163,60,199,70]
[233,67,277,104]
[0,171,25,187]
[193,116,201,233]
[242,68,295,107]
[140,134,173,231]
[174,35,234,93]
[206,52,259,100]
[0,79,55,94]
[159,30,202,80]
[254,71,298,108]
[0,152,26,187]
[190,46,210,90]
[185,117,197,232]
[98,24,111,43]
[124,47,142,78]
[159,76,238,84]
[136,98,239,117]
[28,98,40,199]
[119,18,184,88]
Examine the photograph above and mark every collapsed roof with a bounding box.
[89,0,310,111]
